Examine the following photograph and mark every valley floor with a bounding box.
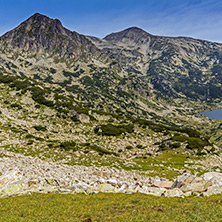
[0,193,222,222]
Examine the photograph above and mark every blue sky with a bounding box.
[0,0,222,42]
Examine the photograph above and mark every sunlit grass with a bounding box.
[0,193,222,221]
[121,149,205,179]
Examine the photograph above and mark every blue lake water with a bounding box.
[199,108,222,120]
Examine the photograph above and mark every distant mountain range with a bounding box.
[1,12,222,117]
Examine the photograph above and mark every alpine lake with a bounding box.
[199,108,222,120]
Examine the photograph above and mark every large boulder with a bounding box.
[153,179,173,189]
[201,172,222,185]
[142,186,166,196]
[68,182,89,193]
[202,185,222,196]
[163,188,184,197]
[172,173,195,188]
[98,183,117,193]
[0,184,28,197]
[181,182,209,193]
[77,114,90,123]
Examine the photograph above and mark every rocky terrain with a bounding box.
[1,150,222,198]
[1,13,222,198]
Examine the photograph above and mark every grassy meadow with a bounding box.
[0,193,222,221]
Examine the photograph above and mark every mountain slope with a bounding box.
[89,27,222,100]
[0,14,158,120]
[0,13,222,182]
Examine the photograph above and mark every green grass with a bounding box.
[121,149,204,179]
[0,193,222,221]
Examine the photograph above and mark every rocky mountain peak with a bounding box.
[104,26,153,44]
[26,12,52,22]
[0,13,110,63]
[22,13,65,34]
[0,13,68,48]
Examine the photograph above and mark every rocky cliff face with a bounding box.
[0,13,110,63]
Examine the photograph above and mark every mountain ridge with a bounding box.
[89,24,222,100]
[0,13,111,65]
[2,13,222,105]
[103,26,222,44]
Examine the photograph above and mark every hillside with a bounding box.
[1,13,222,199]
[89,27,222,100]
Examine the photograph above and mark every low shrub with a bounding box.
[10,103,22,109]
[60,141,77,151]
[35,104,41,108]
[170,142,181,148]
[10,80,30,91]
[172,135,189,142]
[27,140,34,145]
[89,144,118,156]
[25,134,35,139]
[136,144,144,149]
[33,125,47,132]
[186,137,209,150]
[180,128,200,138]
[50,68,57,74]
[134,118,201,137]
[125,145,133,150]
[159,143,167,151]
[94,124,134,136]
[10,127,21,133]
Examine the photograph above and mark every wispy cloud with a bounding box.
[0,0,222,42]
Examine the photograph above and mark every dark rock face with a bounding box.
[0,13,108,62]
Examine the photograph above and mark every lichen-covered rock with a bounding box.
[0,169,22,185]
[142,186,166,196]
[164,188,184,197]
[181,183,207,193]
[201,172,222,185]
[77,114,90,123]
[98,183,117,193]
[172,173,195,188]
[202,185,222,197]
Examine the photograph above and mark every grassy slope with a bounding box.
[0,193,222,221]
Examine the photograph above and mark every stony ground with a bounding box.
[1,149,222,198]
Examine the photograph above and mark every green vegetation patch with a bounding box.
[94,124,134,136]
[33,125,47,132]
[134,118,200,137]
[125,145,134,150]
[187,137,211,154]
[172,135,189,142]
[122,149,203,179]
[59,141,77,151]
[10,103,22,109]
[1,193,222,222]
[85,144,119,156]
